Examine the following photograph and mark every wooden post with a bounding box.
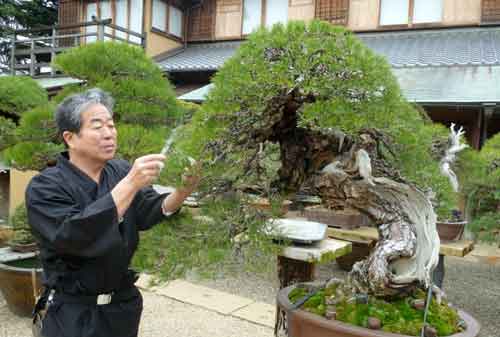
[51,27,56,77]
[277,256,315,289]
[142,31,147,50]
[30,40,35,77]
[97,21,105,41]
[481,105,494,148]
[10,34,16,75]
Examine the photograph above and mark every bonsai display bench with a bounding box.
[277,238,352,288]
[0,246,38,263]
[327,226,475,287]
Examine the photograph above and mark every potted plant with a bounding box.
[0,203,42,317]
[153,20,482,337]
[458,133,500,246]
[8,203,38,252]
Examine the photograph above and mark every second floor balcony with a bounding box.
[9,19,146,78]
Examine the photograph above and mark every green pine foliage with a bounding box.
[116,124,168,161]
[0,76,48,118]
[165,20,455,215]
[458,133,500,245]
[53,42,181,127]
[8,203,34,245]
[0,116,16,151]
[1,103,62,170]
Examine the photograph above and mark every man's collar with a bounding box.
[57,151,101,189]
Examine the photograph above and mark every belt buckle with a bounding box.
[96,293,112,305]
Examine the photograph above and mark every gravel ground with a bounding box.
[1,256,498,337]
[0,290,273,337]
[188,256,500,337]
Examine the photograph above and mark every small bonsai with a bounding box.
[8,203,35,246]
[458,133,500,246]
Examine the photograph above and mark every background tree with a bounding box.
[0,0,59,72]
[1,42,183,170]
[458,133,500,246]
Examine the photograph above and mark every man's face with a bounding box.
[66,103,117,163]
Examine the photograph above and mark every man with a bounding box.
[26,88,199,337]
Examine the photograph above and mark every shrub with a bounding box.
[0,76,48,118]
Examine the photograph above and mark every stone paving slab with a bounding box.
[466,243,500,265]
[231,301,276,328]
[155,279,254,315]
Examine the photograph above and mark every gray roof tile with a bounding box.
[158,27,500,71]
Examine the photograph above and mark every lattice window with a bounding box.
[188,0,215,41]
[315,0,349,25]
[482,0,500,23]
[58,0,81,47]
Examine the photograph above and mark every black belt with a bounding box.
[54,286,139,306]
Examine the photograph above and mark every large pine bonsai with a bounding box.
[164,21,459,297]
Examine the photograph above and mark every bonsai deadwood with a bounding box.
[440,123,468,192]
[216,82,441,296]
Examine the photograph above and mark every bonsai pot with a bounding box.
[436,220,467,241]
[277,283,480,337]
[9,242,38,253]
[0,257,42,317]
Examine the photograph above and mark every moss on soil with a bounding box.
[288,285,462,336]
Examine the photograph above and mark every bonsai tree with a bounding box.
[1,42,183,169]
[458,133,500,246]
[161,20,459,297]
[8,203,35,247]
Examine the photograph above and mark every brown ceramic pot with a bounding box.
[277,283,480,337]
[436,220,467,241]
[0,260,43,317]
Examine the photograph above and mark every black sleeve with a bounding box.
[26,175,123,258]
[134,186,171,231]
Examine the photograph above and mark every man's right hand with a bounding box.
[125,154,166,191]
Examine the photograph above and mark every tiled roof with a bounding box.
[179,66,500,104]
[158,27,500,71]
[158,41,241,72]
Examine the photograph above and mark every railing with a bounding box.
[10,19,147,77]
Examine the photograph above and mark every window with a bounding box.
[242,0,288,35]
[265,0,288,28]
[151,0,183,38]
[152,0,167,31]
[169,5,183,37]
[84,0,143,44]
[379,0,409,25]
[413,0,442,24]
[482,0,500,23]
[379,0,442,26]
[242,0,262,35]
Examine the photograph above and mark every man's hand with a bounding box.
[125,154,166,191]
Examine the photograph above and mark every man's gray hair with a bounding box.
[55,88,114,136]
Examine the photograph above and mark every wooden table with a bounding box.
[327,226,475,257]
[277,238,352,288]
[327,226,475,287]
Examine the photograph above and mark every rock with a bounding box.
[412,299,426,310]
[367,317,381,330]
[424,325,437,337]
[355,293,369,304]
[325,310,336,320]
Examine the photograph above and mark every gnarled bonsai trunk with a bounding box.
[248,91,441,297]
